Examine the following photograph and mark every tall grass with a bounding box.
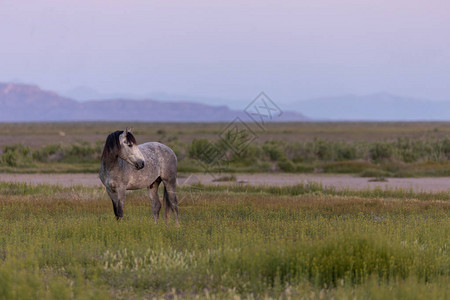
[0,183,448,298]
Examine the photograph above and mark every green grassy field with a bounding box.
[0,182,448,299]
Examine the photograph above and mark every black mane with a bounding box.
[101,130,137,161]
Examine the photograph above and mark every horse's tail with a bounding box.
[162,178,179,225]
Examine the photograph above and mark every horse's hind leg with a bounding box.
[162,178,179,226]
[148,178,162,223]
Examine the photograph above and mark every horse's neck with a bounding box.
[101,154,121,173]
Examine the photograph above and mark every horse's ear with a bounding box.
[119,130,126,141]
[125,127,132,134]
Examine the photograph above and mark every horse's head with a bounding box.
[118,128,145,170]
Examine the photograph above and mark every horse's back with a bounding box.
[120,142,176,190]
[139,142,177,175]
[139,142,176,161]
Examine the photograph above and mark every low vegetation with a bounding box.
[0,142,101,173]
[0,182,448,299]
[3,135,450,177]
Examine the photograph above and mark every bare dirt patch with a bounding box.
[1,173,450,192]
[0,173,102,187]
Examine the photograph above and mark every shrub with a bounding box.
[369,142,394,161]
[278,159,295,172]
[262,141,286,161]
[64,142,101,162]
[0,144,33,167]
[295,163,315,173]
[188,138,211,160]
[313,138,331,160]
[335,142,357,161]
[33,144,64,162]
[400,149,419,163]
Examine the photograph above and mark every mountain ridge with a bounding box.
[0,83,308,122]
[4,82,450,121]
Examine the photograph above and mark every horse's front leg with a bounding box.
[106,187,126,220]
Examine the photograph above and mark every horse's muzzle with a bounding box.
[135,161,145,170]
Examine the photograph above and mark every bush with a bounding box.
[66,142,98,162]
[262,141,286,161]
[313,138,331,160]
[335,142,357,161]
[188,138,211,160]
[33,144,64,162]
[369,142,394,161]
[0,142,102,168]
[278,159,295,172]
[400,149,419,163]
[0,144,33,167]
[295,163,315,173]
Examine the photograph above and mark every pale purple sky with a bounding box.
[1,0,449,107]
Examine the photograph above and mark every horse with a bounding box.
[99,128,178,224]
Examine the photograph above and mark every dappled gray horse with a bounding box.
[99,129,178,223]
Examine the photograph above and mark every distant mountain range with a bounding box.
[65,85,450,121]
[62,86,242,109]
[0,83,307,122]
[3,82,450,121]
[296,93,450,121]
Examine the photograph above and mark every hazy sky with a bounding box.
[1,0,449,108]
